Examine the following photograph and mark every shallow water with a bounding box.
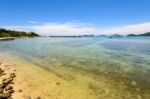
[0,37,150,99]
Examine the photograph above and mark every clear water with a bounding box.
[0,37,150,98]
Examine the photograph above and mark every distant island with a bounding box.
[49,35,94,38]
[108,34,123,38]
[0,28,39,38]
[127,32,150,36]
[49,35,81,37]
[1,28,150,39]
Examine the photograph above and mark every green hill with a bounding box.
[138,32,150,36]
[0,28,39,37]
[127,32,150,36]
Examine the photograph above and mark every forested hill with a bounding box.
[0,28,39,37]
[127,32,150,36]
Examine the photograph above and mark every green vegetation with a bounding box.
[138,32,150,36]
[0,28,39,37]
[127,34,137,36]
[127,32,150,36]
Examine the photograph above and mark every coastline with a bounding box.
[0,53,96,99]
[0,37,17,41]
[0,62,18,99]
[0,37,149,99]
[0,52,144,99]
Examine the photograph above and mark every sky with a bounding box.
[0,0,150,36]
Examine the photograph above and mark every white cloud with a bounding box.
[99,22,150,35]
[1,26,30,32]
[30,22,97,36]
[1,22,150,36]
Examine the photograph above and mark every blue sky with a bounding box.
[1,0,150,35]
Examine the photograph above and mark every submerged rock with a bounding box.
[2,78,6,82]
[35,96,41,99]
[1,73,6,76]
[0,84,5,93]
[5,65,9,67]
[136,95,142,99]
[5,85,13,91]
[0,84,5,88]
[2,78,13,84]
[24,96,32,99]
[131,81,137,86]
[10,73,16,78]
[18,89,23,92]
[0,87,4,93]
[10,82,14,84]
[8,89,15,93]
[0,69,4,74]
[8,97,13,99]
[136,88,140,92]
[56,82,60,85]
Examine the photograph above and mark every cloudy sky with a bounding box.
[0,0,150,36]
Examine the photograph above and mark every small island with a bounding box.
[127,32,150,36]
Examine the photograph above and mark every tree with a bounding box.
[0,28,39,37]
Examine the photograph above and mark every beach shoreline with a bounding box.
[0,54,144,99]
[0,62,18,98]
[0,36,149,99]
[0,62,29,99]
[0,37,17,41]
[0,53,97,99]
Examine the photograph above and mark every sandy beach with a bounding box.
[0,53,96,99]
[0,52,145,99]
[0,0,150,98]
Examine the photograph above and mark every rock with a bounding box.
[18,89,23,92]
[0,84,5,88]
[56,82,60,85]
[131,81,137,86]
[136,88,140,91]
[24,96,32,99]
[35,96,41,99]
[0,69,4,73]
[136,95,142,99]
[0,84,5,93]
[5,85,13,91]
[8,89,15,93]
[2,78,13,84]
[8,97,13,99]
[1,73,6,75]
[23,95,26,97]
[0,93,11,98]
[0,88,4,93]
[5,65,9,67]
[10,73,16,78]
[2,78,6,81]
[10,82,14,84]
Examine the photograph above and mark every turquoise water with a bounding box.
[0,37,150,98]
